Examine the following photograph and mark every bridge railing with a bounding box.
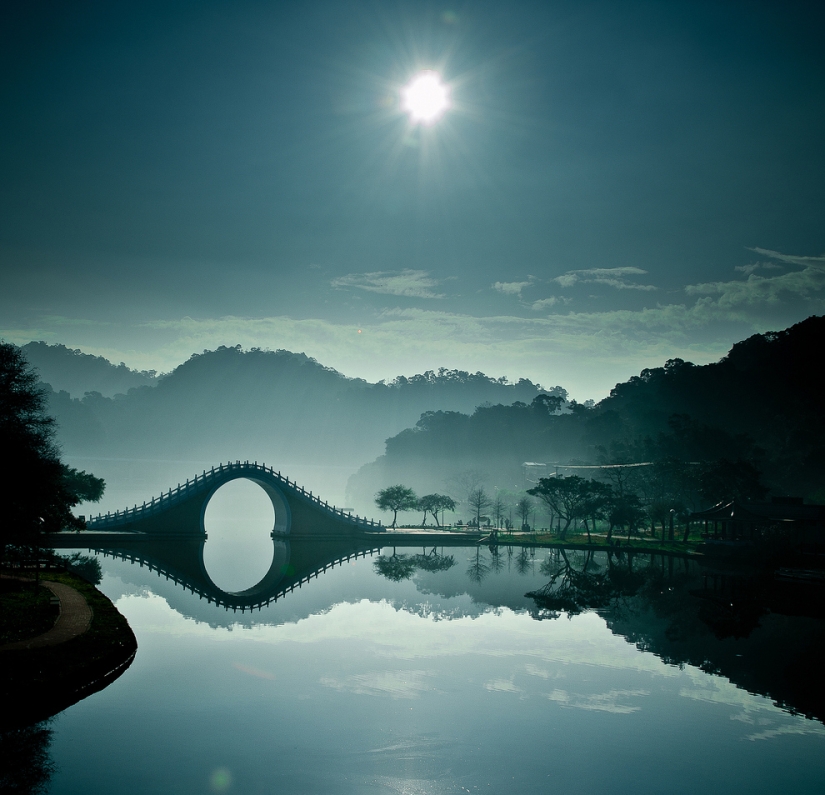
[87,460,384,531]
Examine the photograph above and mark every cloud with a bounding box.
[331,269,444,298]
[542,688,649,713]
[319,670,433,699]
[748,247,825,268]
[493,280,531,296]
[484,677,523,693]
[685,260,825,307]
[734,262,782,275]
[553,267,656,291]
[531,296,574,311]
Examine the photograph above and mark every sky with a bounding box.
[1,0,824,399]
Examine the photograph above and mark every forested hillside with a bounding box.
[346,316,825,513]
[21,342,157,397]
[27,344,561,471]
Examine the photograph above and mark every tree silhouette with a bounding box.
[516,496,533,531]
[418,493,456,527]
[491,494,507,530]
[527,476,594,539]
[467,487,491,529]
[375,485,418,528]
[0,343,104,564]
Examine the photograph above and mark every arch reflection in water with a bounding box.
[203,479,276,593]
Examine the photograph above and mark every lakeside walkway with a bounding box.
[0,576,93,651]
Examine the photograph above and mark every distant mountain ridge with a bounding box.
[21,342,157,398]
[25,344,562,490]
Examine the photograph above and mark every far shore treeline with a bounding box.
[352,315,825,517]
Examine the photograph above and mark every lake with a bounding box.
[8,466,825,794]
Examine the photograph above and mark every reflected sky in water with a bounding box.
[202,478,275,592]
[45,543,825,795]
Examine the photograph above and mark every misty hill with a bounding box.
[33,344,561,487]
[346,316,825,512]
[21,341,157,397]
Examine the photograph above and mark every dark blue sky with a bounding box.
[2,0,824,397]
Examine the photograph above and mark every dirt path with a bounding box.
[0,578,93,651]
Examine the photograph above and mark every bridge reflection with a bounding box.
[53,460,390,610]
[54,532,382,611]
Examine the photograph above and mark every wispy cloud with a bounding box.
[320,670,433,699]
[553,267,656,291]
[331,269,444,299]
[530,296,573,311]
[734,262,782,275]
[748,247,825,268]
[493,280,531,297]
[543,688,649,713]
[685,260,825,306]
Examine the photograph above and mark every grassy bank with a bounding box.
[392,525,706,556]
[0,578,58,644]
[0,569,137,729]
[491,531,704,555]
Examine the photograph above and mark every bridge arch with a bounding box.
[86,461,384,537]
[200,470,291,537]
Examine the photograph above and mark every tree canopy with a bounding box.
[374,485,418,528]
[0,342,104,559]
[418,493,456,526]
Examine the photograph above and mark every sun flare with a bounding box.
[401,71,450,124]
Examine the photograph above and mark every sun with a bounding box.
[401,71,450,124]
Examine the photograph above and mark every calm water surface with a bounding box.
[21,466,825,794]
[39,541,825,795]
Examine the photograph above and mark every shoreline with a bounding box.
[0,570,137,730]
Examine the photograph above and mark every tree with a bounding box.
[418,494,457,527]
[491,494,507,529]
[374,485,418,528]
[605,492,646,542]
[698,459,767,506]
[578,480,612,543]
[0,342,105,564]
[516,496,533,531]
[527,476,594,540]
[467,487,491,529]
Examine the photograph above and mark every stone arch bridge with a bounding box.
[85,460,383,536]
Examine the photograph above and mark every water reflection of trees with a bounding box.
[373,548,456,582]
[528,549,637,618]
[466,548,491,584]
[515,547,533,576]
[525,547,825,724]
[0,720,55,794]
